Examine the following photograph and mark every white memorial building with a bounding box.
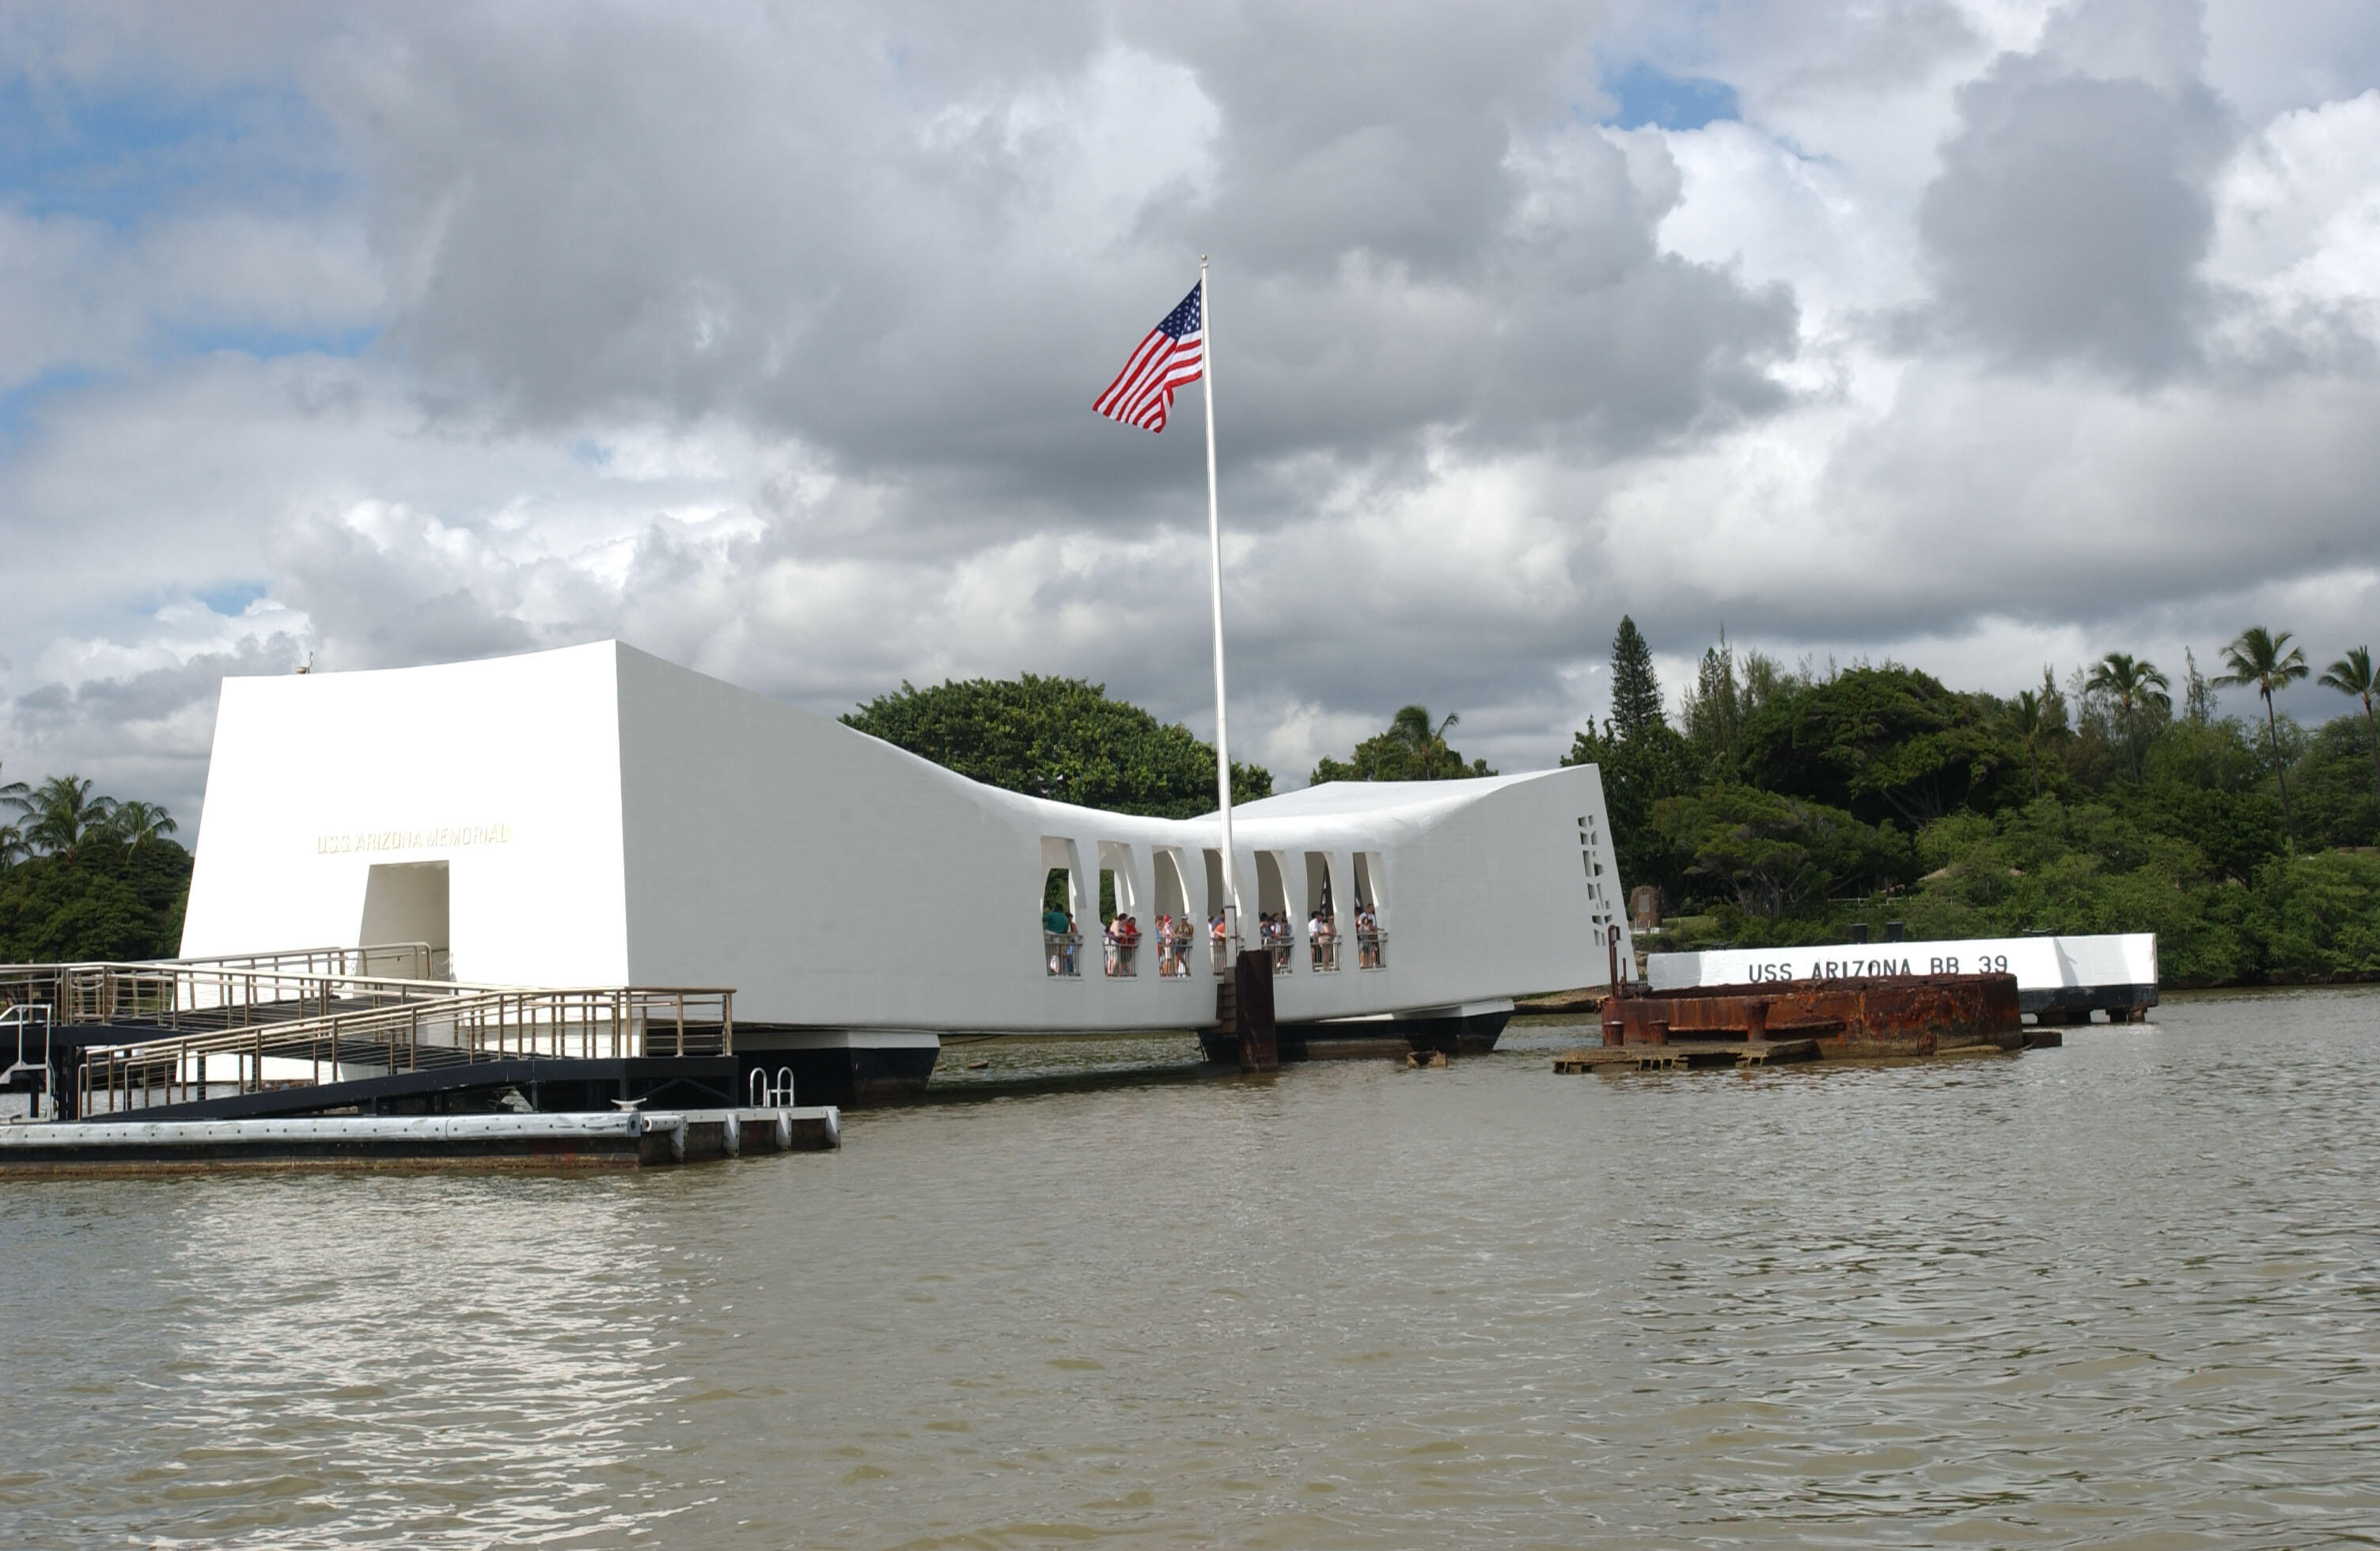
[180,643,1631,1094]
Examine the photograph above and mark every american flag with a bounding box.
[1093,283,1203,433]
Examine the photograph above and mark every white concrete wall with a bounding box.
[615,643,1075,1026]
[180,643,631,986]
[186,641,1635,1029]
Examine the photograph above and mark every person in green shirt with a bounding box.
[1043,904,1074,974]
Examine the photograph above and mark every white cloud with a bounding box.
[2,0,2378,829]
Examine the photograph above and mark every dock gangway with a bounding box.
[70,983,734,1119]
[0,945,734,1121]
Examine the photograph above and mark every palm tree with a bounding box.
[2213,626,2311,844]
[2084,652,2170,782]
[105,800,179,846]
[2318,645,2380,806]
[2007,688,2050,798]
[1385,705,1461,779]
[2,775,117,856]
[0,823,27,870]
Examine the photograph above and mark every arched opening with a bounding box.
[1154,849,1192,977]
[1354,852,1386,969]
[1303,851,1339,972]
[1097,841,1140,976]
[1256,851,1291,974]
[1040,836,1082,977]
[1202,848,1231,973]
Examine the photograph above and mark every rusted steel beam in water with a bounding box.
[1600,973,2022,1058]
[1232,950,1278,1071]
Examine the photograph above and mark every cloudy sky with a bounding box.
[3,0,2378,824]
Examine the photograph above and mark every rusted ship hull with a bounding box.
[1600,973,2022,1058]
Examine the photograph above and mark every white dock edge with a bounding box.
[1647,932,2158,1021]
[674,1106,842,1158]
[0,1111,688,1171]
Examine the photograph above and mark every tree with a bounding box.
[841,675,1270,818]
[2318,645,2380,807]
[1681,632,1744,760]
[0,828,192,961]
[1678,631,1806,762]
[2008,690,2049,798]
[0,824,27,870]
[1650,783,1908,923]
[1309,704,1495,784]
[1563,718,1698,904]
[1608,616,1666,740]
[2084,653,2172,783]
[1733,665,2022,827]
[2181,647,2218,725]
[103,800,179,846]
[2,775,117,857]
[2212,627,2310,844]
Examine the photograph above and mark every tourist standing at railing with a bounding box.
[1044,901,1069,974]
[1117,912,1140,974]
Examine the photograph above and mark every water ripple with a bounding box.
[3,988,2378,1546]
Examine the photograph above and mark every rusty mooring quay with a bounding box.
[1556,971,2062,1074]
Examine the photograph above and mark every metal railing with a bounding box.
[1104,938,1140,977]
[1158,933,1195,978]
[0,943,442,1032]
[1045,932,1082,978]
[75,984,734,1118]
[3,1002,53,1114]
[1356,928,1388,969]
[1309,934,1340,973]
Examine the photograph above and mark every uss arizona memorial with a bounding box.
[179,642,1634,1095]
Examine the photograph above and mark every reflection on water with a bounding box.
[6,989,2379,1547]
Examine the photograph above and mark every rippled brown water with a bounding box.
[6,989,2379,1548]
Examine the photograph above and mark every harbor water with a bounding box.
[5,988,2378,1547]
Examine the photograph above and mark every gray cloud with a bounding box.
[323,2,1794,499]
[1918,0,2234,379]
[5,635,307,821]
[2,1,2379,811]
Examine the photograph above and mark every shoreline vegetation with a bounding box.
[1565,619,2380,990]
[7,628,2375,991]
[0,773,191,961]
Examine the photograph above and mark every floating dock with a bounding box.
[0,1106,838,1174]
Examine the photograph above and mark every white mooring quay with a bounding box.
[1647,933,2158,1024]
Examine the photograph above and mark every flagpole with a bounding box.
[1200,255,1242,951]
